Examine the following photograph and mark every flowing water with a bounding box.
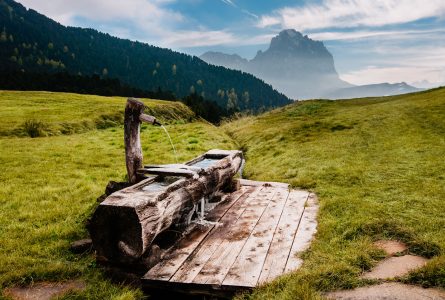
[191,158,219,169]
[161,125,179,163]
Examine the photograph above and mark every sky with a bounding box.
[18,0,445,87]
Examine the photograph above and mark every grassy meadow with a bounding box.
[0,90,195,137]
[223,88,445,299]
[0,88,444,299]
[0,91,235,299]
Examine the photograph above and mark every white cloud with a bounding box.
[258,16,280,28]
[161,30,237,47]
[309,29,445,41]
[337,41,445,85]
[219,0,258,19]
[19,0,183,28]
[18,0,265,48]
[242,9,258,19]
[220,0,236,8]
[341,66,445,86]
[161,31,273,48]
[258,0,445,30]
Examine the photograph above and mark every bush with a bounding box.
[22,119,47,137]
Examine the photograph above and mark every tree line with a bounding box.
[0,69,230,123]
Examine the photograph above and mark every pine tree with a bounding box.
[0,28,7,42]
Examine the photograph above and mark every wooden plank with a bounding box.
[192,187,277,285]
[222,188,290,287]
[170,186,265,283]
[239,179,289,189]
[142,279,252,298]
[257,190,309,284]
[143,186,254,281]
[284,193,319,273]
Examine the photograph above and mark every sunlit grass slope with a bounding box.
[0,90,195,137]
[0,91,235,299]
[223,88,445,299]
[1,88,444,299]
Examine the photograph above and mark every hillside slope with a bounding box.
[0,0,290,110]
[0,91,237,298]
[224,88,445,298]
[0,90,195,137]
[1,88,444,299]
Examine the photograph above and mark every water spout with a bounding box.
[140,113,161,126]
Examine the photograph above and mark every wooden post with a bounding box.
[125,98,145,184]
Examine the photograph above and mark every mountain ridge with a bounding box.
[325,82,422,99]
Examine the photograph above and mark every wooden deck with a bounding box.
[142,179,318,297]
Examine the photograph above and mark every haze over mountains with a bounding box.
[200,29,421,100]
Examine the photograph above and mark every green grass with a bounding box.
[0,90,195,137]
[0,91,235,299]
[1,88,444,299]
[223,88,445,299]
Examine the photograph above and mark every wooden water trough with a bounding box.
[88,98,318,298]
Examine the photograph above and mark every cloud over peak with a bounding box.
[258,0,445,30]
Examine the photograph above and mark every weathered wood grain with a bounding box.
[169,186,264,283]
[284,193,318,273]
[144,186,252,280]
[258,190,308,284]
[139,113,157,124]
[192,187,276,285]
[124,98,145,184]
[222,188,290,287]
[89,149,243,264]
[239,179,290,190]
[140,183,319,297]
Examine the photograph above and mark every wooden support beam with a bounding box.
[124,98,145,184]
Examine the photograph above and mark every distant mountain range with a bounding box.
[0,0,291,111]
[326,82,422,99]
[200,29,421,100]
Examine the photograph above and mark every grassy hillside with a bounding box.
[0,91,236,299]
[223,87,445,299]
[0,90,195,137]
[1,88,444,299]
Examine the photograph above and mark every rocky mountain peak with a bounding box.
[200,29,351,99]
[266,29,330,59]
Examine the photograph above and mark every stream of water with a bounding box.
[161,125,179,163]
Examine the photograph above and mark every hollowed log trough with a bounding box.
[88,98,243,265]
